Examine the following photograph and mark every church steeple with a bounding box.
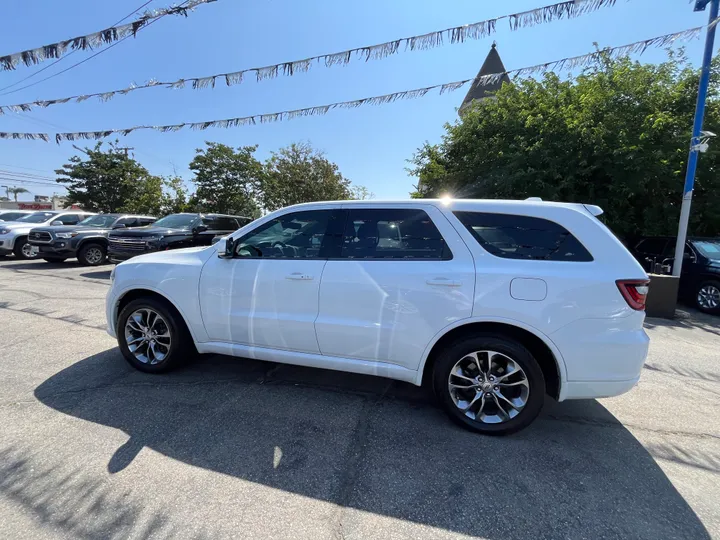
[459,43,511,116]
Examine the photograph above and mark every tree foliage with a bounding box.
[7,187,29,202]
[409,51,720,239]
[261,142,353,211]
[55,142,155,213]
[188,142,262,218]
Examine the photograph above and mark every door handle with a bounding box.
[285,273,314,281]
[426,278,461,287]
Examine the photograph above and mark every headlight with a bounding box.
[55,232,74,239]
[0,228,10,235]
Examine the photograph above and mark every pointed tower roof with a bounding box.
[459,43,511,116]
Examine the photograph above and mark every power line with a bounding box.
[0,0,156,94]
[0,170,56,180]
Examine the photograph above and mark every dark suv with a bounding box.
[631,236,720,314]
[108,213,251,263]
[29,214,157,265]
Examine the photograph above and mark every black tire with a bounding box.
[695,279,720,315]
[42,257,66,263]
[432,334,545,436]
[117,297,194,373]
[13,237,38,260]
[78,242,106,266]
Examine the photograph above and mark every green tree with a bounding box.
[188,142,262,217]
[261,142,355,211]
[409,51,720,239]
[56,142,155,213]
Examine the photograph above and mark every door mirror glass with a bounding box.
[194,225,208,234]
[51,221,63,226]
[112,223,126,229]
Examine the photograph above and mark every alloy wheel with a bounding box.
[85,247,103,264]
[124,308,172,364]
[698,284,720,310]
[447,350,530,424]
[21,242,38,258]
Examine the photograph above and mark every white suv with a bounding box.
[106,199,650,434]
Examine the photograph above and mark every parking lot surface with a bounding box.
[0,257,719,539]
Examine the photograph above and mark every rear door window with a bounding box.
[636,238,669,257]
[454,211,593,262]
[340,209,451,260]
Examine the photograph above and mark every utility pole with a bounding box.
[117,146,134,157]
[672,0,719,276]
[1,185,9,199]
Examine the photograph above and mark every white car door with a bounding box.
[315,204,475,371]
[199,209,343,353]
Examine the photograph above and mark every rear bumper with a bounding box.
[552,313,649,401]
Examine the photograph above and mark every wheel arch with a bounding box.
[417,318,566,400]
[77,236,108,250]
[115,287,197,344]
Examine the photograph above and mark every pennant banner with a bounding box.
[0,24,705,144]
[0,0,624,113]
[0,0,217,72]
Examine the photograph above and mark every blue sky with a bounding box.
[0,0,711,201]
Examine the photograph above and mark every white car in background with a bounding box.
[106,199,650,435]
[0,210,95,259]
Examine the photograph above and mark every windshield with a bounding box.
[16,212,57,224]
[152,214,198,229]
[693,240,720,260]
[78,215,117,227]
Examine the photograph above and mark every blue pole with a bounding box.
[672,0,720,277]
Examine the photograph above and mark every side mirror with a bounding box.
[218,237,235,259]
[51,221,63,226]
[193,225,208,234]
[112,223,126,229]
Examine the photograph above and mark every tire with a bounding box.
[695,279,720,315]
[13,237,38,260]
[432,334,546,436]
[78,242,106,266]
[42,257,66,263]
[117,297,194,373]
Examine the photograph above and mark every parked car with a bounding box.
[107,213,251,263]
[0,210,95,259]
[28,213,157,266]
[630,236,720,314]
[106,199,650,435]
[0,210,35,222]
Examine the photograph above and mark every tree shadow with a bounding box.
[645,306,720,337]
[34,350,710,539]
[0,445,214,540]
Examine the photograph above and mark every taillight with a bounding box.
[616,280,650,310]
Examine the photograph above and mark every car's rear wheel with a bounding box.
[433,335,545,435]
[695,280,720,315]
[78,242,106,266]
[117,298,193,373]
[13,238,38,259]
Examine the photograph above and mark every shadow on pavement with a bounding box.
[646,306,720,336]
[33,349,710,539]
[79,269,111,280]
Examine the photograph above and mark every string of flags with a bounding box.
[0,0,217,72]
[0,24,706,144]
[0,0,625,114]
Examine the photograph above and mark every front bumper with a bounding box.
[31,241,76,257]
[108,246,160,263]
[0,237,16,252]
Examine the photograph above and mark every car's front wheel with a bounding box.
[13,238,39,260]
[696,280,720,315]
[433,335,546,435]
[78,242,106,266]
[117,298,193,373]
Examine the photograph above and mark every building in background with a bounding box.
[0,195,80,211]
[458,43,511,117]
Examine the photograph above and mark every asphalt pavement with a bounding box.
[0,257,718,539]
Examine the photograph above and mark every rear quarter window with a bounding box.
[454,211,593,262]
